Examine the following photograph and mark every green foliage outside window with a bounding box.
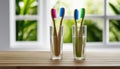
[16,20,37,41]
[16,0,38,15]
[16,0,38,41]
[109,0,120,42]
[84,20,103,42]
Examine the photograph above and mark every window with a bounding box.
[10,0,120,49]
[10,0,49,49]
[108,0,120,43]
[52,0,103,44]
[52,0,120,47]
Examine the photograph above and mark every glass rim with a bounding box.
[72,25,87,27]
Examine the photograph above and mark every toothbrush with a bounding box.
[78,8,85,57]
[74,9,79,36]
[58,7,65,54]
[51,8,59,56]
[59,7,65,26]
[74,9,79,56]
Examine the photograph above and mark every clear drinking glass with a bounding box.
[72,25,87,60]
[50,26,63,60]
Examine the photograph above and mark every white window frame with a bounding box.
[10,0,49,50]
[9,0,120,51]
[86,0,120,48]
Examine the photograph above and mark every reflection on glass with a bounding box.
[53,0,103,15]
[108,0,120,15]
[16,0,38,15]
[109,20,120,42]
[55,19,103,43]
[16,20,37,41]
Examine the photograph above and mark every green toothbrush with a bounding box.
[78,8,85,57]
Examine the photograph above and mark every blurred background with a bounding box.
[15,0,120,43]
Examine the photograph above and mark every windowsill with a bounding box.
[0,50,120,66]
[10,43,120,51]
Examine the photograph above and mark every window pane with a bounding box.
[109,19,120,42]
[84,19,103,42]
[55,19,103,43]
[53,0,104,16]
[16,0,38,15]
[108,0,120,15]
[16,20,37,41]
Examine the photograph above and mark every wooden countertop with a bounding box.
[0,50,120,66]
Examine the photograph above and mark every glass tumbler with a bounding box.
[72,25,87,60]
[50,26,63,60]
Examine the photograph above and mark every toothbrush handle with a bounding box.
[58,16,64,51]
[78,16,85,57]
[51,17,60,56]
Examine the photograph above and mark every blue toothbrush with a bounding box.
[74,9,80,56]
[58,7,65,52]
[74,9,79,36]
